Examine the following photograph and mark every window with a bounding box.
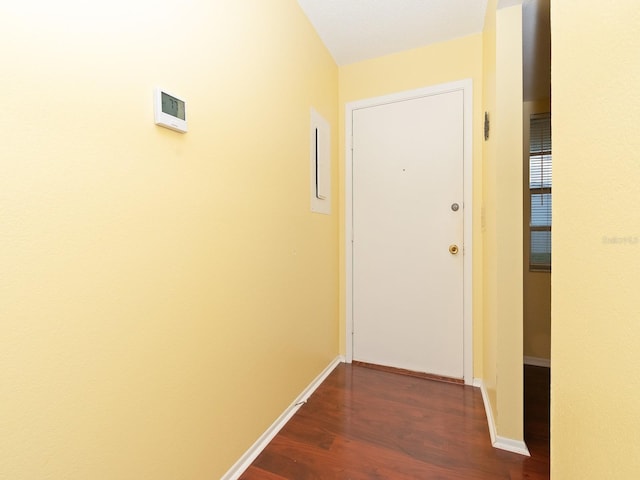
[529,113,551,270]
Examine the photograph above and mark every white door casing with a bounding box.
[345,80,473,384]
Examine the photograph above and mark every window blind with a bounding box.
[529,113,552,270]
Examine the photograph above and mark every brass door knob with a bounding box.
[449,245,459,255]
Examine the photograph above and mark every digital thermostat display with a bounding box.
[161,92,185,120]
[154,88,187,133]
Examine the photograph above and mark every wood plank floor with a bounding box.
[240,363,550,479]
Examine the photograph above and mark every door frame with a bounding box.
[345,79,474,385]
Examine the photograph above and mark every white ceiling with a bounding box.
[296,0,489,66]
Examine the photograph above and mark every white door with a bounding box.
[352,89,464,379]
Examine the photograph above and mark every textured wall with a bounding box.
[482,1,525,443]
[0,1,338,478]
[551,1,640,477]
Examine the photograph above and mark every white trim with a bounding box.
[524,356,550,368]
[474,378,531,457]
[345,79,474,385]
[221,356,344,480]
[494,436,531,456]
[474,378,498,444]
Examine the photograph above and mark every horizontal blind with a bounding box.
[529,113,551,270]
[530,113,552,189]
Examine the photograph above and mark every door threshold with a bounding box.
[353,361,464,385]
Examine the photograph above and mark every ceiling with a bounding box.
[296,0,551,101]
[296,0,489,66]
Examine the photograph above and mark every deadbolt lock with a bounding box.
[451,203,460,212]
[449,245,459,255]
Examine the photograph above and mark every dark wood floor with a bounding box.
[240,363,550,479]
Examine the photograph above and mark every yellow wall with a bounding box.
[494,4,524,441]
[0,1,338,478]
[551,1,640,478]
[338,34,485,376]
[482,0,499,417]
[523,99,551,361]
[482,1,525,442]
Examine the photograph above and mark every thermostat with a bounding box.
[154,87,187,133]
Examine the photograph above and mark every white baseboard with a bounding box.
[524,356,550,368]
[221,355,344,480]
[493,435,531,456]
[473,378,498,444]
[473,378,531,457]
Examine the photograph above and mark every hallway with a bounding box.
[240,363,549,479]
